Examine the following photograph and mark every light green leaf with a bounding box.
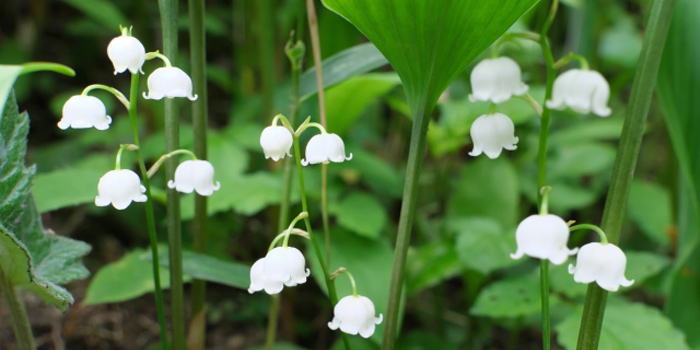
[406,241,462,293]
[448,158,519,228]
[627,180,673,247]
[330,192,388,239]
[58,0,129,31]
[471,270,556,318]
[452,217,517,275]
[0,93,90,309]
[322,0,539,114]
[33,167,107,212]
[333,148,403,198]
[556,299,690,350]
[599,16,643,68]
[325,73,401,134]
[549,142,617,178]
[549,118,625,145]
[154,249,249,290]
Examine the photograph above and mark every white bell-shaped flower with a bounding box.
[167,160,220,196]
[469,57,529,104]
[248,257,285,295]
[568,242,634,292]
[260,126,293,161]
[545,69,611,117]
[510,214,578,265]
[469,113,519,159]
[263,247,310,287]
[301,133,352,166]
[94,169,147,210]
[143,67,198,101]
[58,95,112,131]
[107,35,146,75]
[328,295,383,338]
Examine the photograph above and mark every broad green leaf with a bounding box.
[0,65,23,114]
[406,241,462,293]
[330,192,388,239]
[471,270,558,318]
[322,0,539,114]
[333,148,403,198]
[154,249,249,289]
[556,299,690,350]
[452,217,517,275]
[33,167,107,212]
[0,93,90,309]
[598,16,643,68]
[309,229,396,343]
[325,73,401,134]
[627,180,673,247]
[299,42,389,101]
[58,0,129,31]
[549,142,617,178]
[84,249,175,305]
[549,118,625,145]
[448,158,519,228]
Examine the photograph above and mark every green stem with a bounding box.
[158,0,185,347]
[569,224,608,244]
[128,73,169,349]
[20,62,75,76]
[382,102,433,350]
[189,0,208,337]
[576,0,675,348]
[265,295,281,350]
[81,84,130,109]
[257,0,275,120]
[0,266,36,350]
[292,135,351,350]
[537,2,558,349]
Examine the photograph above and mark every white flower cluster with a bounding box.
[259,121,352,166]
[466,56,612,159]
[511,213,634,292]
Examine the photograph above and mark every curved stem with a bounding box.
[147,149,198,178]
[145,51,173,67]
[382,102,432,350]
[292,135,352,350]
[569,224,608,244]
[81,84,130,110]
[127,73,169,349]
[282,212,309,248]
[20,62,75,77]
[576,0,675,348]
[0,266,35,350]
[517,93,543,117]
[552,53,590,70]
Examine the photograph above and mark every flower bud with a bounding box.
[107,35,146,75]
[328,295,383,338]
[143,67,198,101]
[94,169,147,210]
[167,160,220,196]
[469,57,529,104]
[301,133,352,166]
[260,126,293,161]
[511,214,578,265]
[568,242,634,292]
[468,113,518,159]
[58,95,112,131]
[545,69,611,117]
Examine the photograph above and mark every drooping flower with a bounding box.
[143,67,198,101]
[468,113,519,159]
[469,57,529,104]
[58,95,112,131]
[107,34,146,75]
[248,257,284,295]
[260,126,293,161]
[301,133,352,166]
[545,69,611,117]
[167,160,220,196]
[328,295,383,338]
[568,242,634,292]
[94,169,147,210]
[510,214,578,265]
[263,247,310,287]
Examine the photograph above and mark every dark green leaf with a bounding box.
[627,180,673,247]
[471,270,557,318]
[452,217,518,275]
[155,249,249,290]
[330,192,388,239]
[406,241,462,293]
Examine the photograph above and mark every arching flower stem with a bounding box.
[268,228,310,251]
[570,224,609,244]
[145,51,173,67]
[517,93,543,117]
[147,149,198,178]
[491,31,542,58]
[281,212,309,248]
[294,119,327,136]
[331,267,359,298]
[114,144,138,170]
[81,84,130,110]
[553,53,590,70]
[539,186,552,215]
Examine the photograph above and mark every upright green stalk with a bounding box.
[128,74,169,349]
[158,0,185,348]
[382,102,432,350]
[189,0,208,346]
[0,267,35,350]
[576,0,675,348]
[292,136,352,350]
[257,0,275,119]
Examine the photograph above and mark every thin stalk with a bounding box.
[306,0,332,267]
[382,102,433,350]
[189,0,208,344]
[158,0,185,348]
[0,267,35,350]
[128,73,169,349]
[292,136,352,350]
[576,0,675,348]
[257,0,275,119]
[536,2,559,349]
